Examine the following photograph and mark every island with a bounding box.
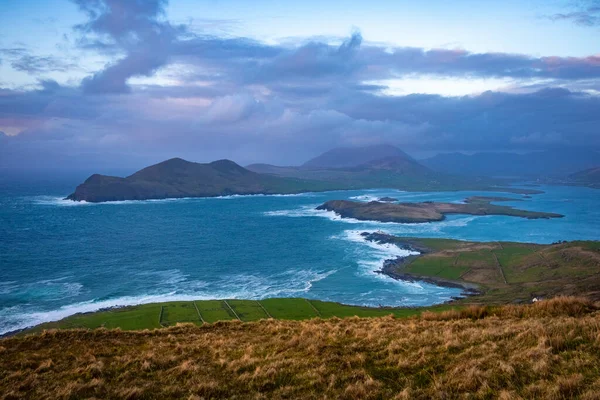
[378,196,398,202]
[316,196,563,223]
[66,158,338,202]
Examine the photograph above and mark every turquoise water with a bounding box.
[1,181,599,334]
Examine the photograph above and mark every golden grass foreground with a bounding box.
[2,297,600,399]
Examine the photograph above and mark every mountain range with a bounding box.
[566,167,600,188]
[420,149,599,178]
[67,144,596,202]
[67,145,499,202]
[246,144,442,189]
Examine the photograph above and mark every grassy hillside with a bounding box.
[366,235,600,304]
[2,298,599,399]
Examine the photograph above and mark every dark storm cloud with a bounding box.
[333,88,600,151]
[2,76,599,169]
[1,0,600,170]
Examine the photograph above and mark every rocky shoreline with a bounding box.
[317,196,563,224]
[361,232,482,299]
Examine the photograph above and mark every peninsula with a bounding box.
[316,196,563,223]
[360,232,600,304]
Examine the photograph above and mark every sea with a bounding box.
[1,176,599,335]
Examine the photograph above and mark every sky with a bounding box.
[0,0,599,171]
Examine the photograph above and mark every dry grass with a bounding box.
[2,297,600,399]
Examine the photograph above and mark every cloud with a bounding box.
[0,48,78,75]
[69,0,600,97]
[203,94,263,124]
[73,0,182,93]
[2,76,599,169]
[1,0,600,170]
[548,1,600,26]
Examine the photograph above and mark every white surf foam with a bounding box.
[0,268,338,335]
[30,192,317,207]
[330,230,422,288]
[348,194,381,202]
[31,196,92,206]
[264,204,390,225]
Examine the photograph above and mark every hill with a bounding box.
[66,158,335,202]
[421,149,599,178]
[568,166,600,188]
[247,145,430,178]
[301,144,413,169]
[2,298,599,399]
[247,144,523,192]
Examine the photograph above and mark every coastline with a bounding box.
[65,186,544,203]
[361,232,483,298]
[317,196,563,224]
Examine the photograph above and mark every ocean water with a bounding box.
[1,179,599,335]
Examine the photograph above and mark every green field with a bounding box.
[23,298,449,334]
[405,255,469,280]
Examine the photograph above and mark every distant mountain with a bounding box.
[421,149,600,178]
[68,146,541,203]
[302,144,412,169]
[249,145,429,175]
[247,145,435,185]
[66,158,334,202]
[567,167,600,188]
[248,145,524,193]
[355,155,432,175]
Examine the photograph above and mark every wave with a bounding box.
[330,230,466,304]
[349,194,381,202]
[31,196,92,206]
[340,230,419,258]
[0,268,337,335]
[264,205,399,225]
[331,230,422,285]
[1,277,84,300]
[215,193,316,199]
[29,192,317,207]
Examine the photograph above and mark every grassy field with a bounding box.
[2,297,600,399]
[372,235,600,305]
[22,298,450,334]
